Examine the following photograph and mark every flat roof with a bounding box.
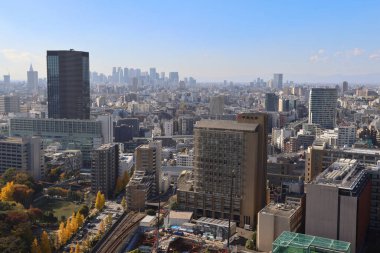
[196,217,236,228]
[168,211,193,220]
[259,202,301,218]
[313,159,366,190]
[195,120,258,132]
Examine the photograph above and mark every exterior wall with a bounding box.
[91,144,119,199]
[305,146,325,182]
[241,131,258,227]
[306,184,339,239]
[308,88,337,129]
[339,195,358,253]
[9,118,103,168]
[47,50,90,120]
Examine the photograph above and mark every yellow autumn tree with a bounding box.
[121,196,127,211]
[31,238,42,253]
[114,177,124,194]
[98,220,105,235]
[101,193,106,208]
[122,171,130,186]
[57,222,67,246]
[70,212,78,232]
[75,211,84,227]
[95,191,103,210]
[40,230,52,253]
[0,181,15,201]
[75,242,81,253]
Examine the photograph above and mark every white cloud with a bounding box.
[349,48,364,57]
[333,48,365,58]
[369,51,380,60]
[309,49,328,63]
[0,49,36,63]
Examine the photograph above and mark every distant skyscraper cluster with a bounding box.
[90,66,196,88]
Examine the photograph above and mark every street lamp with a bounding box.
[227,169,235,252]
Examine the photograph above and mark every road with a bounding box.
[94,211,146,253]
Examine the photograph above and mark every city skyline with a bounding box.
[1,1,380,83]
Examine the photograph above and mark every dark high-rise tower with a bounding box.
[47,50,90,119]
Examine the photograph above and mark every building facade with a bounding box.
[308,88,338,129]
[9,117,104,168]
[27,64,38,93]
[0,95,20,113]
[91,143,119,199]
[306,159,371,253]
[177,113,267,228]
[47,50,90,119]
[0,136,44,180]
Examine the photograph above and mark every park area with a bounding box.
[34,197,82,220]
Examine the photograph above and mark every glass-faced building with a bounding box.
[47,50,90,120]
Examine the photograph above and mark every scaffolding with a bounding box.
[272,231,351,253]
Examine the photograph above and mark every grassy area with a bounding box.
[35,197,81,220]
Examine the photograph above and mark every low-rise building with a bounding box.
[257,202,303,252]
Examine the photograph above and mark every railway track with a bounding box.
[96,212,146,253]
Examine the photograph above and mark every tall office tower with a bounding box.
[308,88,337,129]
[27,64,38,93]
[169,72,179,85]
[3,74,10,85]
[160,72,165,80]
[123,67,129,83]
[91,143,119,199]
[265,93,279,111]
[209,95,224,115]
[0,95,20,113]
[117,67,123,83]
[149,68,157,80]
[132,77,138,91]
[47,50,90,120]
[306,159,371,253]
[273,73,283,89]
[112,67,117,83]
[342,81,348,93]
[0,136,44,180]
[177,113,267,228]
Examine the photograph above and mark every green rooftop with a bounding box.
[272,231,351,253]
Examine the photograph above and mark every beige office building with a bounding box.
[126,141,162,211]
[177,113,267,228]
[0,136,44,180]
[257,202,303,252]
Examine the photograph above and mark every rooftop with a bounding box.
[313,158,366,190]
[259,202,301,218]
[273,231,351,253]
[168,210,193,220]
[195,120,258,132]
[196,217,236,228]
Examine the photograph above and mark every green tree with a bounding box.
[245,239,254,250]
[78,204,89,217]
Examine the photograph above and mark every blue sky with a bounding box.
[1,0,380,83]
